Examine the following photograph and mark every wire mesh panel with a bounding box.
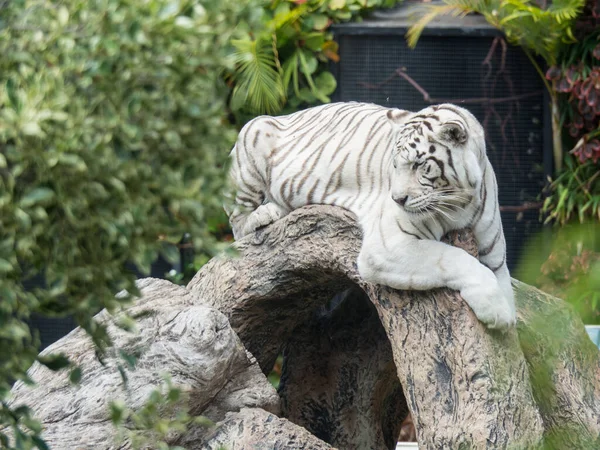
[332,12,551,272]
[25,255,175,350]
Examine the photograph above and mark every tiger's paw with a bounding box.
[461,282,517,331]
[241,202,287,236]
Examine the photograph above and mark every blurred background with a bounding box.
[1,0,599,447]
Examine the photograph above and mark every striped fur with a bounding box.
[227,102,516,329]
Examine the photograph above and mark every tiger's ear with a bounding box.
[386,109,410,124]
[440,122,467,145]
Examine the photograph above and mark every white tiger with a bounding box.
[227,102,516,330]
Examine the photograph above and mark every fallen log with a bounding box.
[7,205,600,449]
[8,279,281,449]
[187,205,599,449]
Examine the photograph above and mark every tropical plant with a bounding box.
[546,3,600,165]
[540,1,599,225]
[110,374,215,450]
[229,0,403,118]
[517,221,600,324]
[407,0,586,171]
[0,0,258,447]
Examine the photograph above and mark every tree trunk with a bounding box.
[8,205,600,449]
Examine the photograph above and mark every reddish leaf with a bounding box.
[592,70,600,90]
[584,117,597,131]
[581,78,593,97]
[557,77,572,93]
[569,123,580,137]
[565,66,580,85]
[587,88,598,107]
[573,82,584,99]
[583,109,596,122]
[546,66,562,80]
[593,43,600,60]
[579,97,592,115]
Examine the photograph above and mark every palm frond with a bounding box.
[230,36,286,114]
[407,0,585,66]
[407,4,470,49]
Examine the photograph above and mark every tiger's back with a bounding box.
[227,101,517,330]
[228,102,407,238]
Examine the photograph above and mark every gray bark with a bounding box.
[279,287,408,450]
[514,279,600,449]
[8,279,280,449]
[7,205,600,449]
[188,205,599,449]
[189,408,334,450]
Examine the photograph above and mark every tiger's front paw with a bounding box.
[461,282,517,331]
[241,202,287,236]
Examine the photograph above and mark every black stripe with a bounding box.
[485,254,506,273]
[422,221,436,239]
[479,228,501,256]
[397,220,422,240]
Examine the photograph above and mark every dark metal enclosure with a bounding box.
[331,4,552,271]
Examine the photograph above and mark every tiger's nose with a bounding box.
[393,195,409,207]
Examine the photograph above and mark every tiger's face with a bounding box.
[389,104,486,219]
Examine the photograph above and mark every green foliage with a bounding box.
[407,0,585,66]
[229,0,404,116]
[0,0,254,446]
[517,222,600,324]
[111,374,214,450]
[542,4,600,223]
[546,9,600,163]
[542,156,600,225]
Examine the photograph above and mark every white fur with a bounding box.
[227,102,516,330]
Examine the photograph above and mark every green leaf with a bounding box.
[58,153,87,171]
[19,187,55,208]
[299,50,318,75]
[31,436,50,450]
[311,14,329,31]
[21,122,44,137]
[304,33,326,51]
[69,367,82,384]
[329,0,347,10]
[119,349,138,369]
[57,6,69,26]
[315,71,337,95]
[6,78,21,112]
[110,400,126,424]
[0,259,12,273]
[37,354,70,371]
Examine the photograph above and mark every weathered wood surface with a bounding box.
[8,279,280,449]
[278,287,408,450]
[190,408,335,450]
[188,205,599,449]
[514,279,600,449]
[7,205,600,449]
[187,206,362,374]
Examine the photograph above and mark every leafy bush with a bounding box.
[517,222,600,324]
[0,0,256,446]
[407,0,586,172]
[541,2,599,224]
[229,0,403,117]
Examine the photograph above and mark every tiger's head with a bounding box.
[387,104,486,219]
